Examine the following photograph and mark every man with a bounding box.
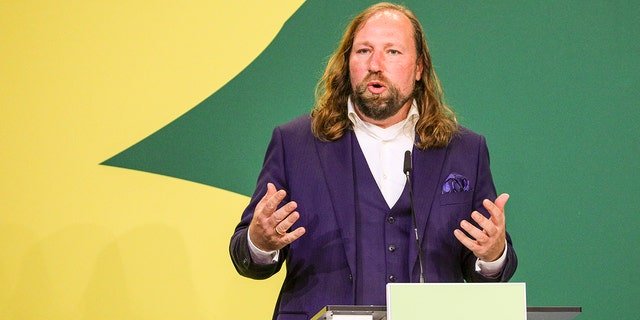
[230,2,517,319]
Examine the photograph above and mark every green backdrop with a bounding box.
[104,1,639,319]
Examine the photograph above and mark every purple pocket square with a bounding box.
[442,173,470,194]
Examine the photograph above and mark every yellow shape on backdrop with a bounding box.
[0,1,304,318]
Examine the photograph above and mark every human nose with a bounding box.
[368,50,383,72]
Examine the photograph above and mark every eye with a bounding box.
[388,49,401,55]
[355,48,371,54]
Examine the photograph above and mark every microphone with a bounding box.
[404,150,425,283]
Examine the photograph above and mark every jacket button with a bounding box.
[388,245,396,252]
[388,275,397,282]
[348,274,353,281]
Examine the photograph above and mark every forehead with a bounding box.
[354,10,415,44]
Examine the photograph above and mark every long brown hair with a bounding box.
[311,2,458,149]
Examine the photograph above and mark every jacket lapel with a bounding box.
[409,143,448,278]
[315,132,357,277]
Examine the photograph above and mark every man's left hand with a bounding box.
[454,193,509,262]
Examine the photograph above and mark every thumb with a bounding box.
[494,193,510,211]
[266,182,277,196]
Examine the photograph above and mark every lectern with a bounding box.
[312,305,582,320]
[311,283,581,320]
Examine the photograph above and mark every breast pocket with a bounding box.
[440,190,473,206]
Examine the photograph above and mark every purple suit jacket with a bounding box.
[230,115,517,320]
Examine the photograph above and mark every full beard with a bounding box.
[352,74,414,121]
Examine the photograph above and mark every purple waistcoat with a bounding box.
[352,139,413,305]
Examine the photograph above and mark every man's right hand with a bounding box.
[249,183,306,251]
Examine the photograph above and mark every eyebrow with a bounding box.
[353,40,404,49]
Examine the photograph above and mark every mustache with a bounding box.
[355,72,390,94]
[363,72,388,84]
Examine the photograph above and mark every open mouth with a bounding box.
[367,81,386,94]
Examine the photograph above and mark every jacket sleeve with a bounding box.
[462,134,518,282]
[462,235,518,282]
[228,125,290,280]
[229,228,288,280]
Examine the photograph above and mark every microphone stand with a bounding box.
[404,150,425,283]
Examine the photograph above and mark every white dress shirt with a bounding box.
[347,98,418,208]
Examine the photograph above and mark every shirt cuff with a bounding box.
[475,243,508,278]
[247,226,279,265]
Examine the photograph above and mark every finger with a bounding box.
[264,183,277,199]
[261,186,287,218]
[454,229,478,252]
[470,211,497,236]
[272,201,297,224]
[455,227,503,262]
[279,227,306,244]
[483,197,507,226]
[256,183,276,214]
[258,183,277,206]
[274,224,287,236]
[273,212,305,248]
[459,219,488,243]
[274,211,301,234]
[494,193,510,211]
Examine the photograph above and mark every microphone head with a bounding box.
[403,150,412,174]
